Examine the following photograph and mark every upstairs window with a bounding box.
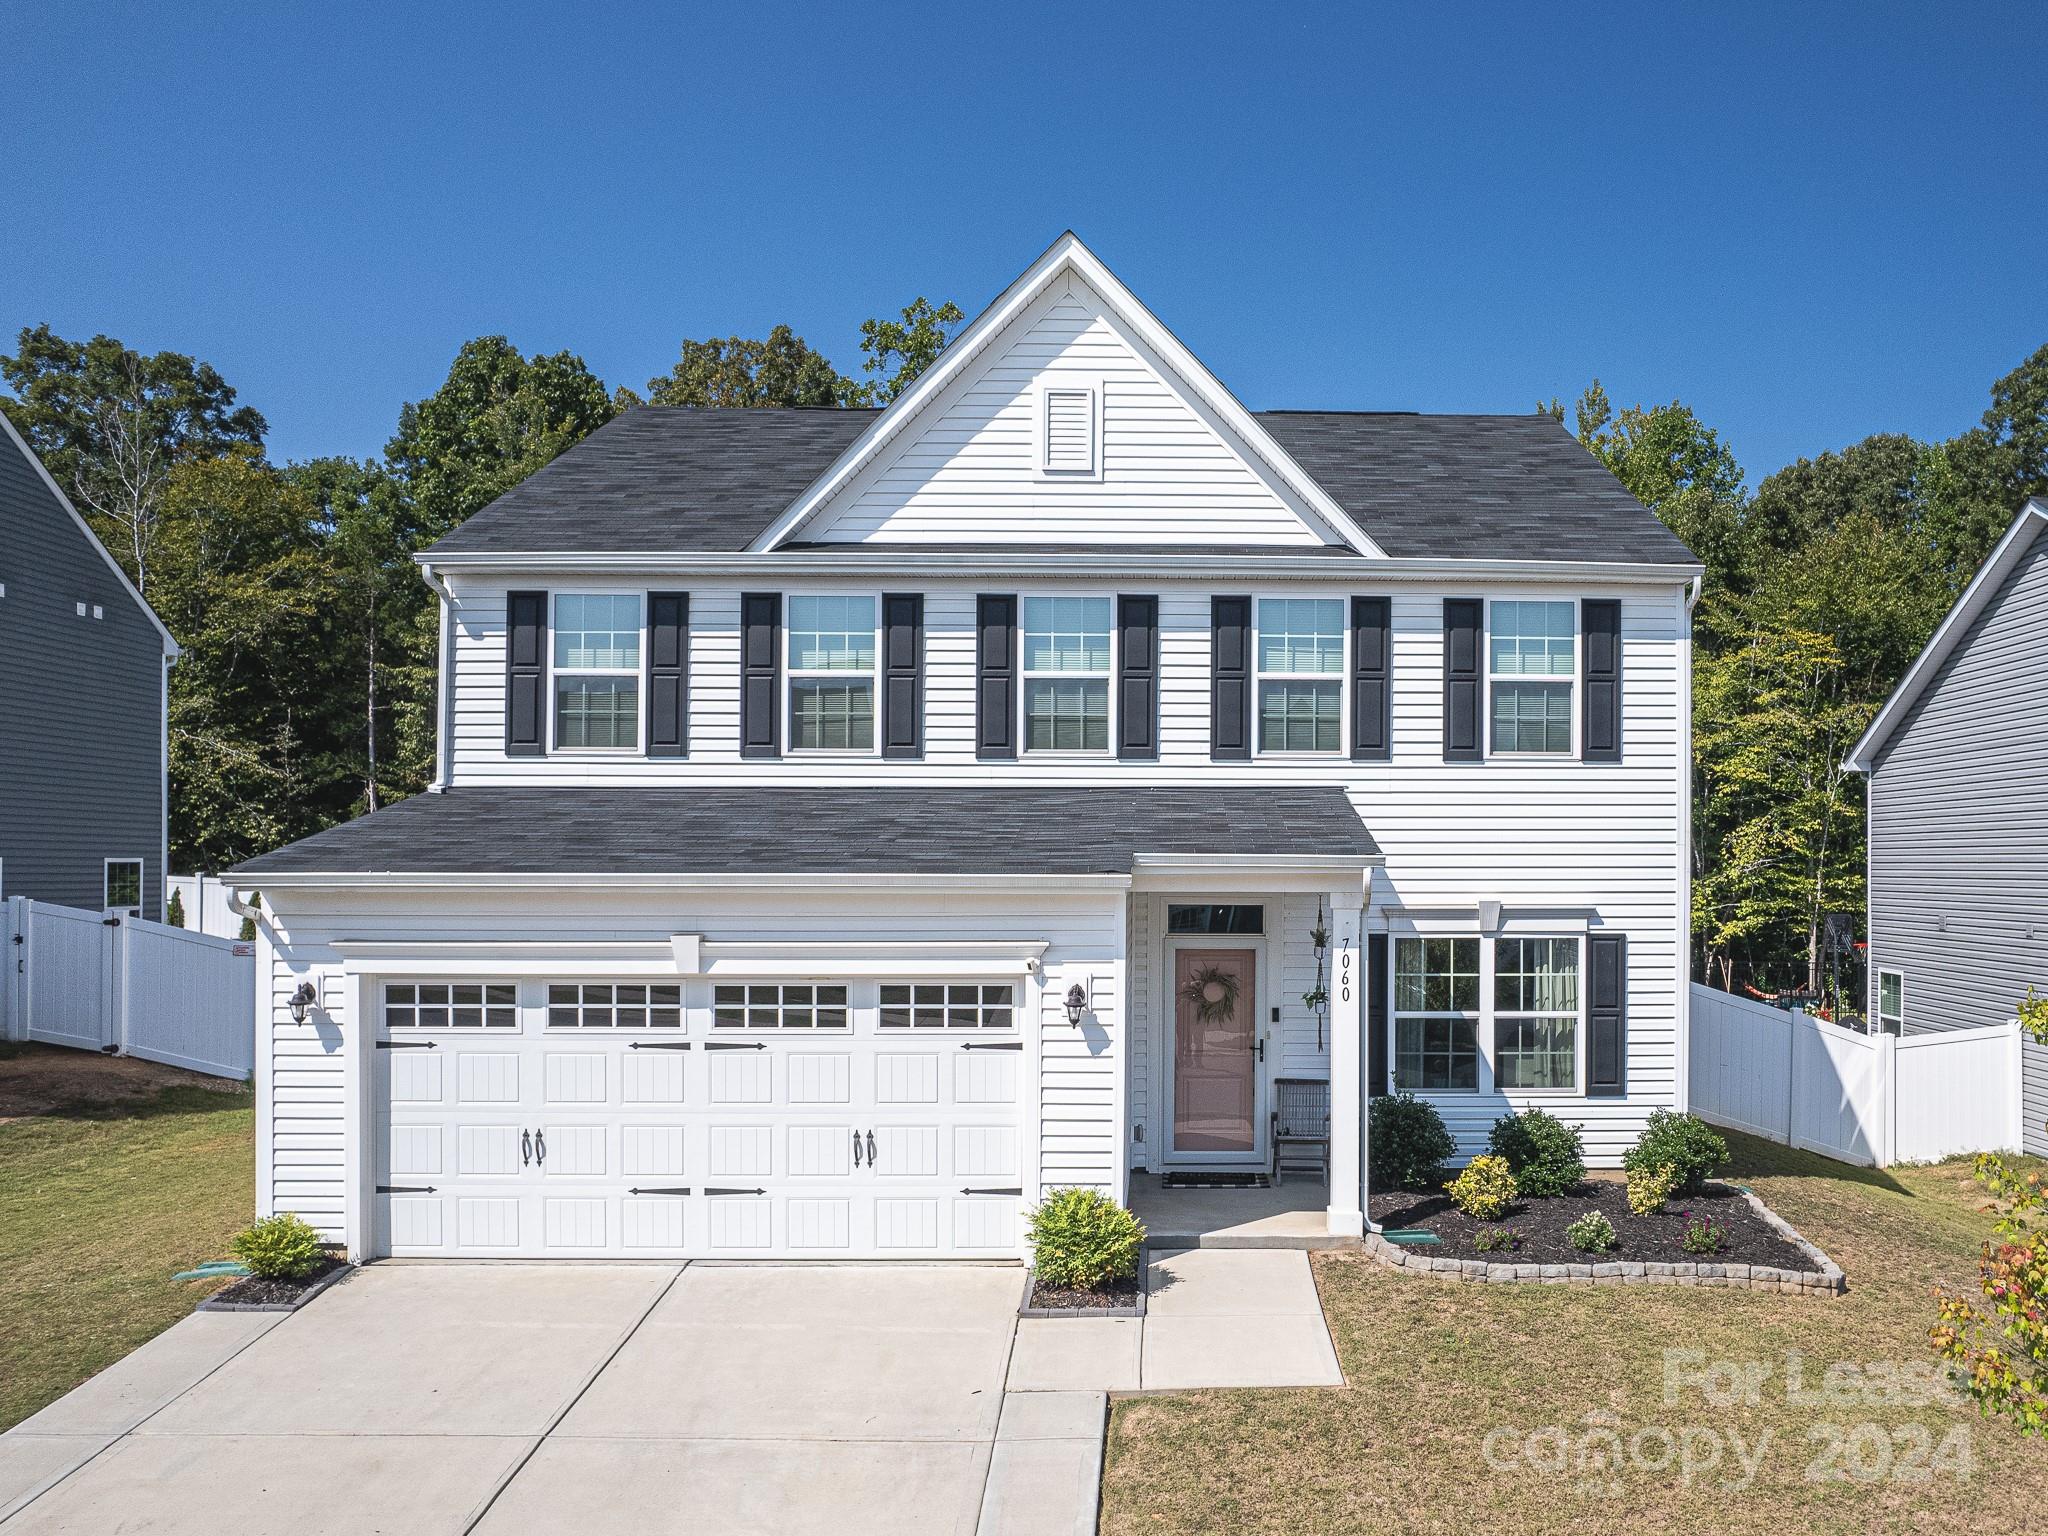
[104,858,143,917]
[1022,596,1112,752]
[1257,598,1344,753]
[554,593,641,751]
[1489,600,1574,754]
[1394,937,1479,1092]
[788,595,877,752]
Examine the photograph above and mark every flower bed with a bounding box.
[1364,1180,1844,1293]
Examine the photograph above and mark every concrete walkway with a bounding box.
[0,1250,1340,1534]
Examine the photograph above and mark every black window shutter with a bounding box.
[881,593,924,759]
[1588,932,1627,1096]
[975,594,1017,760]
[1582,598,1622,763]
[1210,595,1251,761]
[646,592,688,758]
[740,592,780,759]
[1117,594,1159,760]
[1367,931,1389,1098]
[505,589,547,757]
[1442,598,1483,763]
[1351,595,1391,762]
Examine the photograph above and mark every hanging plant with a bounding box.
[1179,964,1242,1024]
[1301,985,1329,1015]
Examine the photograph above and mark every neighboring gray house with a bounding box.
[0,410,177,920]
[1847,497,2048,1156]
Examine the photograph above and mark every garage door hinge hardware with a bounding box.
[960,1187,1023,1196]
[378,1184,436,1194]
[703,1040,767,1051]
[376,1039,437,1050]
[960,1040,1024,1051]
[628,1186,693,1196]
[628,1040,693,1050]
[704,1186,765,1196]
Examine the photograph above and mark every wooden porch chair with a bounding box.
[1270,1077,1331,1185]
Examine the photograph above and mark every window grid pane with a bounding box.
[1494,938,1580,1013]
[1258,680,1342,752]
[788,596,877,671]
[557,678,640,750]
[879,982,1016,1028]
[105,861,143,908]
[1256,598,1344,674]
[791,680,875,751]
[711,982,850,1028]
[1392,937,1480,1090]
[554,594,642,670]
[1494,1016,1577,1090]
[1020,597,1112,673]
[1489,601,1574,677]
[1394,937,1480,1014]
[1024,678,1109,752]
[1491,681,1571,754]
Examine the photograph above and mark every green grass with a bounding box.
[1103,1132,2048,1536]
[0,1070,254,1431]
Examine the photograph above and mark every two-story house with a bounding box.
[0,410,177,927]
[232,235,1701,1262]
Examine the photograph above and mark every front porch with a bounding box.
[1127,1172,1352,1251]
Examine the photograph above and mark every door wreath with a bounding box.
[1179,964,1242,1024]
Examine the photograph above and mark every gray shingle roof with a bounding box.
[426,406,1695,566]
[229,786,1379,879]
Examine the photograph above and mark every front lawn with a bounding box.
[0,1044,254,1431]
[1103,1131,2048,1536]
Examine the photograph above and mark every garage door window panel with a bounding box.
[879,983,1015,1029]
[385,982,517,1029]
[548,982,683,1028]
[713,982,850,1028]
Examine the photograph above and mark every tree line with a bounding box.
[3,309,2043,998]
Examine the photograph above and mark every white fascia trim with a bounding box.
[745,231,1384,558]
[0,408,181,657]
[414,549,1704,586]
[334,938,1053,978]
[1844,498,2048,773]
[240,871,1136,893]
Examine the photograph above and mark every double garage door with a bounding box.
[374,979,1025,1259]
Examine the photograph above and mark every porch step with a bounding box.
[1143,1229,1355,1252]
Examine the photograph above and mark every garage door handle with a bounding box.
[705,1186,765,1196]
[960,1187,1022,1196]
[535,1130,546,1166]
[628,1040,692,1050]
[703,1040,766,1051]
[852,1129,864,1167]
[960,1041,1023,1051]
[376,1040,437,1050]
[378,1184,436,1194]
[865,1130,877,1166]
[521,1129,533,1167]
[628,1186,692,1196]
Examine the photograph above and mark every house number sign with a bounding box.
[1337,942,1352,1007]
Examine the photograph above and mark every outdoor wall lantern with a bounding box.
[289,981,318,1025]
[1063,984,1088,1025]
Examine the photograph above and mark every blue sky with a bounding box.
[6,3,2044,482]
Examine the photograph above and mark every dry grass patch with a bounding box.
[1102,1133,2048,1536]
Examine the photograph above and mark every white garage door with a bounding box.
[373,978,1025,1259]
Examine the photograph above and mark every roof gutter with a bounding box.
[222,871,1142,893]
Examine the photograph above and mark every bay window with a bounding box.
[788,595,878,752]
[1257,597,1344,753]
[1493,937,1580,1090]
[1489,599,1575,754]
[553,593,642,750]
[1022,596,1112,752]
[1393,937,1479,1091]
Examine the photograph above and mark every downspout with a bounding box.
[418,562,455,793]
[1360,891,1382,1234]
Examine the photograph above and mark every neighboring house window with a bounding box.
[547,983,683,1028]
[103,858,143,917]
[787,595,878,751]
[1489,600,1575,754]
[385,982,516,1028]
[1021,596,1112,752]
[1493,938,1581,1090]
[879,983,1016,1028]
[713,983,850,1028]
[1876,970,1904,1033]
[554,593,642,750]
[1393,937,1479,1091]
[1256,598,1344,753]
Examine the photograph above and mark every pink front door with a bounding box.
[1171,948,1258,1155]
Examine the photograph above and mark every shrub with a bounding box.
[1680,1210,1728,1255]
[1933,1151,2048,1436]
[1566,1210,1617,1253]
[1027,1187,1145,1290]
[166,889,187,928]
[1447,1155,1518,1220]
[1486,1108,1586,1198]
[230,1213,325,1281]
[1626,1161,1681,1217]
[1474,1225,1522,1254]
[1622,1111,1728,1195]
[1370,1092,1457,1191]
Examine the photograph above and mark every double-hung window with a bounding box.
[1256,598,1344,753]
[1022,596,1112,752]
[1393,937,1480,1091]
[1876,970,1904,1034]
[1489,600,1575,754]
[1493,938,1580,1090]
[788,595,877,752]
[554,594,642,750]
[103,858,143,917]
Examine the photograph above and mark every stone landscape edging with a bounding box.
[1018,1264,1149,1319]
[1361,1187,1846,1294]
[198,1260,354,1313]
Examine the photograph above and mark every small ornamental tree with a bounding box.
[2019,986,2048,1047]
[1933,1146,2048,1436]
[166,889,187,928]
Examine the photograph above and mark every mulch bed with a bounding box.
[1368,1179,1820,1271]
[205,1252,349,1308]
[1029,1274,1142,1310]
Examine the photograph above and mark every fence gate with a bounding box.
[23,901,118,1052]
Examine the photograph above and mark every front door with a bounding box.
[1169,947,1261,1160]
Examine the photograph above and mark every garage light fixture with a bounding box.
[1063,984,1088,1025]
[289,982,318,1025]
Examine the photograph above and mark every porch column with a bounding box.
[1326,894,1365,1236]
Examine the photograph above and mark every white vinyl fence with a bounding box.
[165,873,250,939]
[1,897,255,1079]
[1689,983,2027,1167]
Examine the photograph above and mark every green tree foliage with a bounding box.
[1572,381,1749,593]
[644,325,857,408]
[854,297,964,405]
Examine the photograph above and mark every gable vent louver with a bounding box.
[1043,388,1095,474]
